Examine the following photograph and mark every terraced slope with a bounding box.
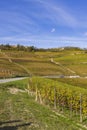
[0,49,87,78]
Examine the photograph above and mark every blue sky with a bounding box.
[0,0,87,48]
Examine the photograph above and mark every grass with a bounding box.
[0,79,86,130]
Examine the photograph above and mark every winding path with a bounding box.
[50,58,76,74]
[0,77,28,84]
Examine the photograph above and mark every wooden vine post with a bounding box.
[80,93,83,123]
[54,87,57,109]
[38,91,43,104]
[35,85,38,102]
[70,96,73,118]
[27,83,30,95]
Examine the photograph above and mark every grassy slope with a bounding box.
[54,53,87,76]
[0,79,85,130]
[0,50,68,77]
[0,49,87,78]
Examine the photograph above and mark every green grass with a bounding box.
[54,53,87,63]
[0,79,86,130]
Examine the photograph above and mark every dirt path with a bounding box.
[0,77,27,84]
[0,51,12,63]
[14,62,31,75]
[50,58,76,74]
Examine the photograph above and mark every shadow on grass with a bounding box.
[0,120,32,130]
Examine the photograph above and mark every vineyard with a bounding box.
[0,46,87,129]
[0,58,28,78]
[0,48,87,78]
[28,77,87,124]
[0,79,84,130]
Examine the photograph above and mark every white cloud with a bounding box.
[35,0,78,28]
[51,28,55,33]
[20,0,87,29]
[0,11,40,36]
[84,32,87,36]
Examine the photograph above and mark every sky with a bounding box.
[0,0,87,48]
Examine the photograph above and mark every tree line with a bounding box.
[0,44,37,52]
[0,43,82,52]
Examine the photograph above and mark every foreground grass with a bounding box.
[0,79,85,130]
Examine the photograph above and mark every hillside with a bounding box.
[0,46,87,129]
[0,79,86,130]
[0,46,87,78]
